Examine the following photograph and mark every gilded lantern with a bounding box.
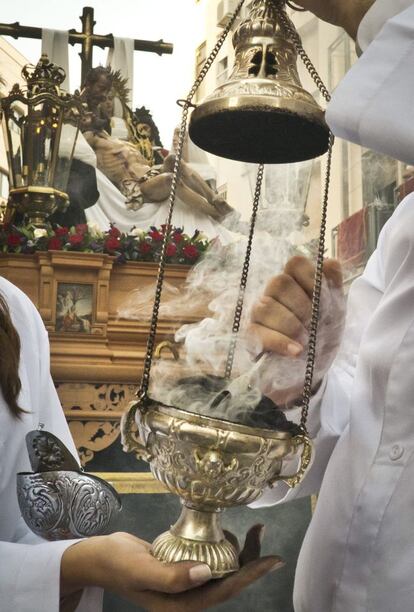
[0,54,83,226]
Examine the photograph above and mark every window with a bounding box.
[194,41,207,102]
[361,149,397,206]
[0,171,8,223]
[0,171,9,200]
[195,41,207,77]
[216,56,228,86]
[217,184,227,201]
[328,33,355,220]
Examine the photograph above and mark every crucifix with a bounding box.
[0,5,173,85]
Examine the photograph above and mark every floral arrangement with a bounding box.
[0,222,210,265]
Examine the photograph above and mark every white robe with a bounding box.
[252,2,414,611]
[0,278,102,611]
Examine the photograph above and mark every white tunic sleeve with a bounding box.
[326,3,414,165]
[357,0,414,51]
[251,207,390,508]
[252,191,414,508]
[0,278,103,611]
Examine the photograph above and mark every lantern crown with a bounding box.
[22,54,67,97]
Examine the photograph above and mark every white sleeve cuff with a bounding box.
[0,540,103,612]
[357,0,414,51]
[76,587,104,611]
[249,379,327,509]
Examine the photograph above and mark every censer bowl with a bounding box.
[123,396,312,578]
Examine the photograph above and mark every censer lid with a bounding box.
[189,97,329,164]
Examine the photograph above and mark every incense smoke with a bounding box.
[119,160,347,424]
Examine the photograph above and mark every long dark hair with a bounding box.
[0,293,24,417]
[133,106,163,147]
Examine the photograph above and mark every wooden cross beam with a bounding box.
[0,6,173,85]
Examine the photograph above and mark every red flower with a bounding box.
[69,233,84,246]
[55,227,69,237]
[48,237,62,250]
[139,242,152,254]
[172,232,183,244]
[166,243,177,257]
[105,236,121,251]
[109,225,121,238]
[149,230,163,242]
[183,244,199,259]
[75,223,88,235]
[7,234,21,247]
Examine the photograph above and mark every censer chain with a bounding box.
[300,134,333,432]
[285,1,306,11]
[278,3,334,433]
[224,163,265,380]
[278,2,331,103]
[138,0,246,400]
[223,2,334,436]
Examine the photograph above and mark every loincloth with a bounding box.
[120,167,162,211]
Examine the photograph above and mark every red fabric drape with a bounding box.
[337,207,367,266]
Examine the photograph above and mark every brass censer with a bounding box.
[122,0,333,578]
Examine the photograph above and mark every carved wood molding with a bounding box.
[92,472,168,494]
[0,253,206,383]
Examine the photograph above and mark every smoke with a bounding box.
[120,160,346,425]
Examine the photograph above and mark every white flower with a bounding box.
[33,228,48,239]
[129,227,145,237]
[87,222,103,238]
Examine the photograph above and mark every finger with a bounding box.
[136,558,213,594]
[223,530,240,555]
[284,255,343,296]
[251,296,307,342]
[239,524,264,567]
[110,531,152,552]
[284,256,316,298]
[247,322,303,357]
[122,557,285,612]
[264,273,312,326]
[323,258,343,289]
[185,556,284,611]
[139,540,152,552]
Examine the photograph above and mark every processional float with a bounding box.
[121,0,334,577]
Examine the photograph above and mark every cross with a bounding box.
[0,6,173,85]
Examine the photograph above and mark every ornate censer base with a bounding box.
[122,395,312,578]
[152,506,238,577]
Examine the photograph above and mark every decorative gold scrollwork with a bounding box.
[269,434,312,488]
[154,340,179,360]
